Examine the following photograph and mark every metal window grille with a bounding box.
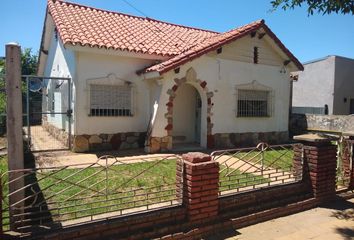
[237,89,270,117]
[90,84,132,117]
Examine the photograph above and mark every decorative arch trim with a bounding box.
[164,68,215,149]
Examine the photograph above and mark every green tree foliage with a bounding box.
[271,0,354,15]
[0,48,38,134]
[0,58,4,75]
[0,48,38,75]
[21,48,38,75]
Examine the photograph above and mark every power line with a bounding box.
[121,0,149,17]
[120,0,192,53]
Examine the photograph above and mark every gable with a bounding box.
[207,34,284,67]
[142,22,303,75]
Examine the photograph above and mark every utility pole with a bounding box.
[5,42,24,230]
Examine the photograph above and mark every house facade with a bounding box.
[38,0,303,153]
[292,55,354,115]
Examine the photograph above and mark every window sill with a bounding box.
[236,116,272,118]
[88,115,134,118]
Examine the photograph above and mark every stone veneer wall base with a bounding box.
[73,132,146,153]
[214,131,289,148]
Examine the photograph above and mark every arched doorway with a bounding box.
[172,83,202,148]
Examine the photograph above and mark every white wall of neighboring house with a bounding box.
[333,56,354,115]
[292,56,336,114]
[74,51,155,135]
[43,28,76,133]
[150,34,293,146]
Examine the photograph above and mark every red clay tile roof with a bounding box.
[143,20,304,73]
[47,0,218,56]
[47,0,303,73]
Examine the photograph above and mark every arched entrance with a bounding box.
[164,67,215,151]
[172,83,202,148]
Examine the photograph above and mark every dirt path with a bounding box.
[23,125,66,151]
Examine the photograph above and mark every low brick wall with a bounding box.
[2,136,343,240]
[72,132,146,152]
[214,131,289,148]
[290,113,354,135]
[219,182,312,217]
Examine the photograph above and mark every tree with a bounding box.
[0,57,4,75]
[271,0,354,15]
[0,48,38,75]
[21,48,38,75]
[0,48,38,134]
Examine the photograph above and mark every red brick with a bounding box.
[201,205,218,213]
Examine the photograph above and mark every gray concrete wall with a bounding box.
[333,56,354,115]
[292,56,335,114]
[290,113,354,135]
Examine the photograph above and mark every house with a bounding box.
[37,0,303,153]
[292,55,354,115]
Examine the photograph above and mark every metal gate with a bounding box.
[23,76,72,152]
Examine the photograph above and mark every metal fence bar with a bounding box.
[1,154,182,235]
[211,142,303,196]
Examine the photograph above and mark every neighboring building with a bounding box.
[292,55,354,115]
[37,0,303,153]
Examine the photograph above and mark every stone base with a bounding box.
[145,136,172,153]
[42,121,69,147]
[72,132,146,153]
[214,131,289,148]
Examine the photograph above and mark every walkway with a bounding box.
[24,125,67,151]
[207,197,354,240]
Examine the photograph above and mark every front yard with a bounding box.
[0,147,295,230]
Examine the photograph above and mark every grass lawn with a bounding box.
[1,157,178,225]
[228,148,295,170]
[0,154,270,230]
[219,169,269,193]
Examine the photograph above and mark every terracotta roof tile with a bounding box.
[47,0,303,72]
[48,0,218,57]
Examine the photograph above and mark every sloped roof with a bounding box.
[47,0,218,56]
[143,20,304,73]
[143,20,261,73]
[46,0,303,73]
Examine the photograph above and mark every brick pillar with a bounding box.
[342,132,354,189]
[294,134,337,202]
[180,152,219,222]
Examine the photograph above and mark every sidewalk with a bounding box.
[207,197,354,240]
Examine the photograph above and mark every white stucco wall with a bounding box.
[173,84,198,142]
[151,34,292,144]
[43,29,76,132]
[292,56,336,114]
[74,52,155,135]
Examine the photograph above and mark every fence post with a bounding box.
[343,132,354,189]
[5,43,25,230]
[294,134,337,202]
[179,152,219,222]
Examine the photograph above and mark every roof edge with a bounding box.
[49,0,218,34]
[140,19,304,75]
[261,23,304,71]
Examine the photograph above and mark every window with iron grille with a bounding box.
[90,84,133,117]
[237,89,270,117]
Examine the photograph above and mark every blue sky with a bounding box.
[1,0,353,62]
